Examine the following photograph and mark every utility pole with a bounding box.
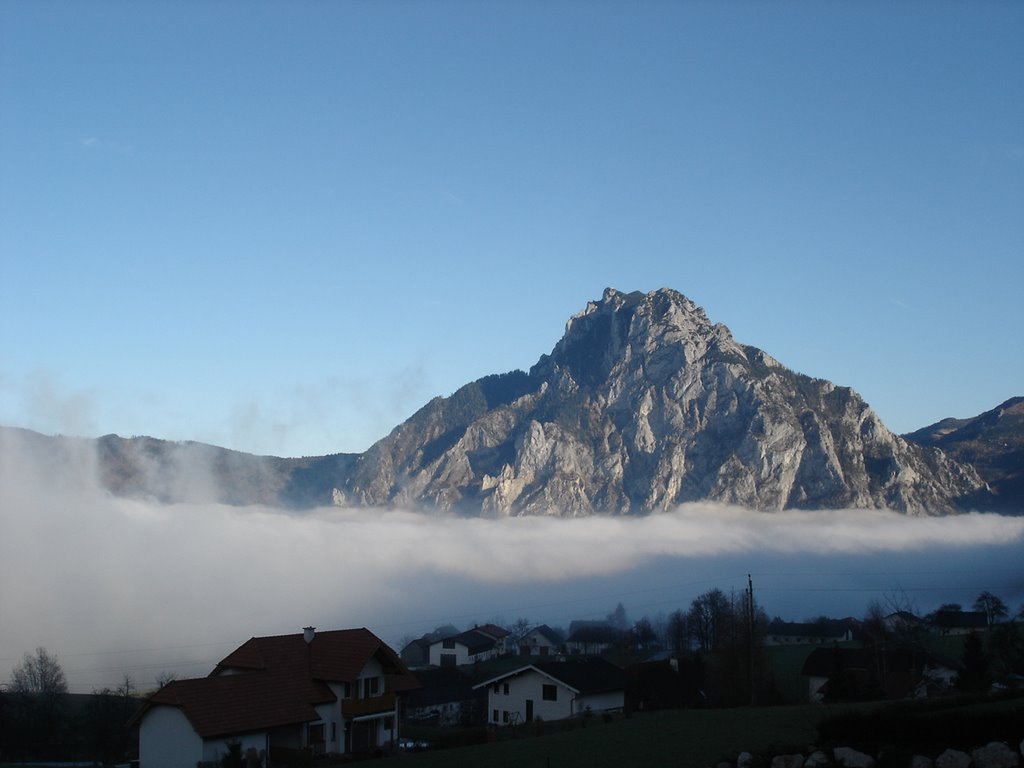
[747,574,755,706]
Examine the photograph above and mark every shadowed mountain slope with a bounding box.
[904,396,1024,513]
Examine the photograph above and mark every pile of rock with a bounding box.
[720,740,1023,768]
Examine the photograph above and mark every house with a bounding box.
[131,627,418,768]
[929,611,988,636]
[473,657,624,725]
[565,621,623,655]
[428,626,507,667]
[400,625,459,669]
[625,655,705,713]
[800,646,958,704]
[518,624,563,657]
[764,619,854,646]
[405,667,484,726]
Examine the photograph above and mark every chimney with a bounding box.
[303,626,316,644]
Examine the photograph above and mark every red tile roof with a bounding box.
[215,627,396,683]
[145,672,331,738]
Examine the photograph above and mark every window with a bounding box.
[359,677,380,697]
[502,711,509,723]
[493,709,498,723]
[331,722,336,742]
[493,683,500,694]
[309,723,325,753]
[442,638,456,649]
[503,683,510,695]
[542,684,557,701]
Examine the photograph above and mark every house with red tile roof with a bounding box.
[131,627,418,768]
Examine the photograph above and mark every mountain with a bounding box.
[332,288,983,516]
[904,396,1024,512]
[0,425,356,509]
[3,288,997,516]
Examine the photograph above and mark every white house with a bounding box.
[132,627,418,768]
[518,624,563,657]
[764,620,854,646]
[800,646,957,704]
[565,620,623,655]
[428,626,506,667]
[473,658,624,725]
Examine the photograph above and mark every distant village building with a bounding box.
[565,620,623,656]
[400,625,459,669]
[929,610,988,636]
[624,655,705,713]
[518,624,563,657]
[800,646,958,704]
[405,667,483,726]
[764,619,854,646]
[428,625,510,667]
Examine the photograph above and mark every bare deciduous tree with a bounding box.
[974,591,1008,628]
[10,647,67,697]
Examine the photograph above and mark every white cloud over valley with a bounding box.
[2,430,1022,693]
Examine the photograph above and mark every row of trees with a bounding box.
[496,587,1023,706]
[0,647,139,762]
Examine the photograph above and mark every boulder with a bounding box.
[772,755,805,768]
[833,748,875,768]
[910,756,934,768]
[806,751,831,768]
[738,753,755,768]
[972,743,1019,768]
[935,749,972,768]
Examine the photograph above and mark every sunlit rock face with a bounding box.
[336,288,984,516]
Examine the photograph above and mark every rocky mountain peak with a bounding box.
[23,288,995,517]
[537,287,739,391]
[334,288,985,516]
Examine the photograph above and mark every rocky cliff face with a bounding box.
[333,288,984,515]
[904,396,1023,513]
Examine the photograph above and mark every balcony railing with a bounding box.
[342,692,396,718]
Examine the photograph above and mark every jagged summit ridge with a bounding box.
[333,288,983,516]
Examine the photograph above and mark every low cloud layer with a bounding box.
[2,430,1022,692]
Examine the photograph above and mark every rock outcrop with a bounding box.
[333,288,983,516]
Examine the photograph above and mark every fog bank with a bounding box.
[2,430,1021,693]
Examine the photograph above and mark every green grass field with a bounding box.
[386,692,1024,768]
[386,705,840,768]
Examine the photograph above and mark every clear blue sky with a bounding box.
[2,1,1021,458]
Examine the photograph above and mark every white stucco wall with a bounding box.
[315,698,342,753]
[486,669,574,724]
[138,706,203,768]
[357,657,384,693]
[429,640,469,666]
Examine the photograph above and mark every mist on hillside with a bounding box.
[1,428,1022,693]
